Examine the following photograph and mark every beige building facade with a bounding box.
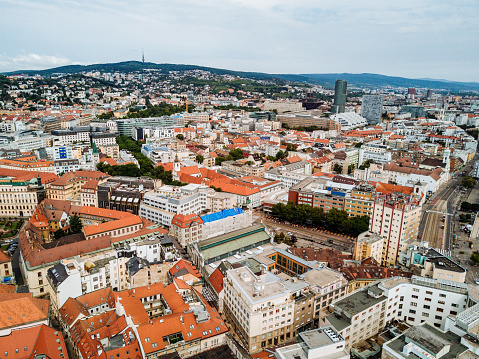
[370,193,422,267]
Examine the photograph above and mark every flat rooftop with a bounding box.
[333,285,386,317]
[300,326,344,349]
[385,323,470,359]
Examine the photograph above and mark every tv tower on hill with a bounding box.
[142,48,145,64]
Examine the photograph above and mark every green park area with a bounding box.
[0,219,23,239]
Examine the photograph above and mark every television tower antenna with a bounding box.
[142,48,145,64]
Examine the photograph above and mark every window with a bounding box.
[145,338,150,342]
[439,294,446,298]
[152,343,157,348]
[435,315,442,320]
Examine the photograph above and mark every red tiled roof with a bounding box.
[0,324,69,359]
[169,259,201,279]
[208,268,225,294]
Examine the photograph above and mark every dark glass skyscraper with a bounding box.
[332,79,347,114]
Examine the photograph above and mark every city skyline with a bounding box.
[1,0,478,82]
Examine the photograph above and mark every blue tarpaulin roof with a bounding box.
[200,207,244,223]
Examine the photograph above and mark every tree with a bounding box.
[229,148,244,160]
[359,159,374,170]
[348,164,355,174]
[462,176,476,189]
[69,214,83,234]
[196,155,204,164]
[471,251,479,266]
[286,143,297,152]
[245,161,254,165]
[176,134,184,141]
[276,150,286,160]
[274,232,286,243]
[54,228,66,240]
[333,163,343,174]
[215,156,226,166]
[269,202,369,237]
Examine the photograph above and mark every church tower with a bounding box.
[92,142,100,170]
[173,155,181,181]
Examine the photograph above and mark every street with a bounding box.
[418,161,475,251]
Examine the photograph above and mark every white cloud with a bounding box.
[0,53,76,72]
[0,0,478,81]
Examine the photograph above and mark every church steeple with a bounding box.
[173,154,181,180]
[92,142,100,170]
[92,142,99,155]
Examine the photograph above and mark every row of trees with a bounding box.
[214,148,246,165]
[127,102,190,118]
[461,202,479,212]
[462,176,476,189]
[270,202,370,237]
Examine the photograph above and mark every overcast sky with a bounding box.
[1,0,478,82]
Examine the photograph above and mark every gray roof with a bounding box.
[47,263,68,288]
[385,322,471,359]
[326,313,351,332]
[333,286,386,317]
[198,224,270,262]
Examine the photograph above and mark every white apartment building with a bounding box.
[326,275,474,352]
[90,133,117,146]
[47,254,129,314]
[222,251,347,354]
[206,191,237,212]
[51,128,90,145]
[132,126,176,141]
[358,143,392,165]
[265,167,311,189]
[140,184,212,227]
[53,159,80,175]
[274,327,349,359]
[370,192,422,267]
[224,266,306,353]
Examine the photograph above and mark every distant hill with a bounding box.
[3,61,479,92]
[289,73,479,92]
[2,60,277,81]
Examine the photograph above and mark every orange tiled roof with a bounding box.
[0,324,69,359]
[169,259,201,279]
[0,296,49,329]
[83,215,143,237]
[208,267,225,294]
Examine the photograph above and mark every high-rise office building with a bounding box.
[331,79,347,114]
[427,89,434,99]
[361,95,383,125]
